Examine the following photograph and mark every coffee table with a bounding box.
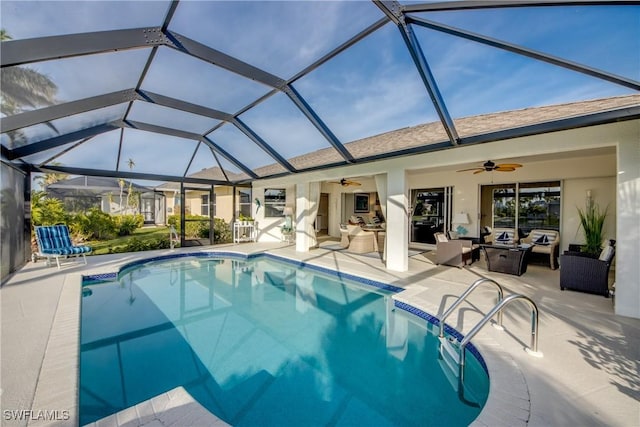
[481,244,532,276]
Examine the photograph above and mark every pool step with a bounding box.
[84,386,228,427]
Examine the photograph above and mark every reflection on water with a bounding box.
[80,256,488,426]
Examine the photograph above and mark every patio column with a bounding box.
[615,139,640,319]
[386,168,409,272]
[295,183,313,252]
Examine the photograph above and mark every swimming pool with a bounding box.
[80,253,489,426]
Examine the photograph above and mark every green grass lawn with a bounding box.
[86,226,170,255]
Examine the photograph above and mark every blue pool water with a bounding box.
[80,254,489,426]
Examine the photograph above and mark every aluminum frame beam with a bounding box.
[408,16,640,91]
[201,136,258,179]
[231,118,296,173]
[163,30,286,89]
[0,89,136,133]
[403,1,640,13]
[8,122,120,160]
[0,89,235,136]
[283,85,355,163]
[136,90,233,121]
[374,0,461,146]
[34,164,245,186]
[1,28,162,68]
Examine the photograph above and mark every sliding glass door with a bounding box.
[481,181,561,237]
[410,187,453,245]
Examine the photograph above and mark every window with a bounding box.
[264,188,286,217]
[410,187,453,244]
[201,194,209,217]
[481,181,561,236]
[518,182,561,233]
[237,188,252,218]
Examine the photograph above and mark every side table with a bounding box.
[481,244,532,276]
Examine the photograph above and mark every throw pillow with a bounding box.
[534,234,550,245]
[598,245,614,262]
[496,231,510,243]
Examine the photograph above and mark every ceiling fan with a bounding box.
[456,160,523,174]
[328,178,361,187]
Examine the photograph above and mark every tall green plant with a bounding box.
[577,202,608,255]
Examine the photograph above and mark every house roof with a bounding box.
[47,176,154,194]
[252,94,640,178]
[1,1,639,186]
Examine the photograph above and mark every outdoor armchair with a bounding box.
[521,229,560,269]
[340,224,375,254]
[559,241,615,297]
[434,232,473,268]
[34,224,92,269]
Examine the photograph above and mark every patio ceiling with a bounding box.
[1,1,639,187]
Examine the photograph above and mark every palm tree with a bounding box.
[1,29,58,148]
[126,158,136,212]
[33,162,68,190]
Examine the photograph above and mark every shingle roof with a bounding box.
[180,94,639,183]
[253,94,640,176]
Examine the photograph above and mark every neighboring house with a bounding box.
[46,176,165,225]
[155,167,252,226]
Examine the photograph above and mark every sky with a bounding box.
[1,1,638,188]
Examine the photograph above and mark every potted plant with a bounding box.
[238,213,254,225]
[576,201,608,256]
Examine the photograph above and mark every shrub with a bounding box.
[114,236,171,253]
[214,218,232,243]
[31,192,68,226]
[168,214,208,239]
[168,215,232,243]
[114,214,144,236]
[71,208,117,240]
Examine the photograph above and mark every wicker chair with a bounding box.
[559,242,615,298]
[340,225,376,254]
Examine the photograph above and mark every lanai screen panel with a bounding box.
[140,47,272,114]
[417,5,640,81]
[116,129,199,177]
[0,1,170,39]
[238,92,345,170]
[42,131,122,171]
[2,104,127,150]
[208,124,287,177]
[127,102,220,135]
[169,1,384,79]
[293,22,448,160]
[409,5,640,137]
[4,50,149,109]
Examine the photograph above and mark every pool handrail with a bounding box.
[438,278,505,339]
[459,293,542,369]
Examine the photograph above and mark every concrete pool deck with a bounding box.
[1,242,638,426]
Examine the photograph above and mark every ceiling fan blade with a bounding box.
[473,169,486,174]
[497,163,522,168]
[495,167,516,172]
[457,167,484,172]
[346,181,361,186]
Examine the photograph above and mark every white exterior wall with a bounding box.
[616,134,640,319]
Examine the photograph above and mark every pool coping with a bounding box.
[34,249,530,426]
